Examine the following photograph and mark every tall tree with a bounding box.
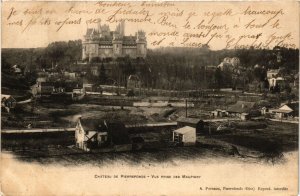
[99,62,107,84]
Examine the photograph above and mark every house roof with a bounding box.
[271,109,293,114]
[177,117,203,125]
[14,68,22,73]
[1,94,12,100]
[1,94,16,102]
[279,102,299,112]
[174,126,196,134]
[212,109,227,112]
[227,101,256,113]
[79,118,107,132]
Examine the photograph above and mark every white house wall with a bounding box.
[182,130,196,145]
[75,122,85,149]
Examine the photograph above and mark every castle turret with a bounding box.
[97,20,101,34]
[112,32,123,58]
[82,28,99,62]
[136,30,147,58]
[115,21,125,37]
[120,20,125,37]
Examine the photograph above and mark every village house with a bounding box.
[173,126,196,146]
[1,94,17,112]
[72,87,86,101]
[268,76,285,90]
[260,106,269,115]
[48,72,61,81]
[267,69,279,79]
[217,57,240,71]
[75,118,108,151]
[40,82,55,95]
[63,71,77,80]
[64,81,83,93]
[226,101,256,119]
[36,70,49,79]
[12,65,22,75]
[36,76,47,83]
[83,83,101,92]
[210,109,228,118]
[75,118,132,152]
[53,82,65,94]
[31,82,55,96]
[271,102,299,119]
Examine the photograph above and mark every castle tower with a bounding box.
[120,20,125,37]
[136,30,147,58]
[82,45,87,60]
[97,19,101,33]
[112,32,123,58]
[115,21,125,37]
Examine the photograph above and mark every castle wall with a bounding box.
[82,38,146,60]
[98,47,113,58]
[123,47,137,58]
[84,43,147,60]
[136,43,147,58]
[85,43,98,60]
[112,42,123,57]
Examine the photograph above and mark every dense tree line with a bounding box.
[2,40,298,92]
[2,40,82,72]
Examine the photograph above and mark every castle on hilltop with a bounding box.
[82,21,147,61]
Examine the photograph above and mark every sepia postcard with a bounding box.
[1,1,299,195]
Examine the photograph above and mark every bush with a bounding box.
[127,90,135,97]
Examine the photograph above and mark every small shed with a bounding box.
[173,126,196,146]
[177,117,204,133]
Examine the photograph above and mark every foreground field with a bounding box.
[2,121,298,166]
